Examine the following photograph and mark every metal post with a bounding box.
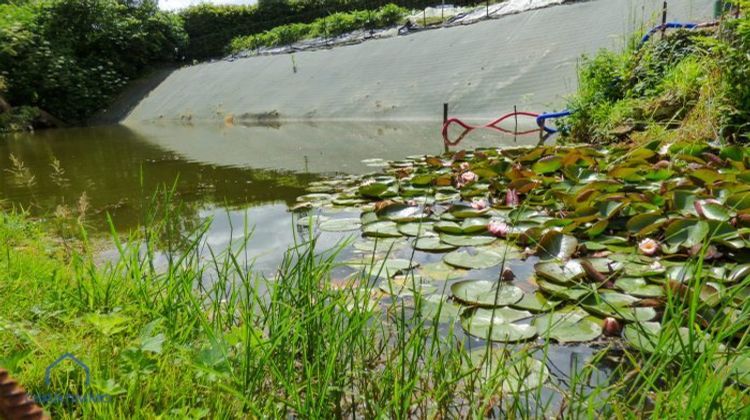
[441,0,445,25]
[661,1,668,39]
[513,105,518,143]
[423,9,426,27]
[443,103,449,153]
[486,0,490,18]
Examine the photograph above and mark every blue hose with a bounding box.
[536,110,572,134]
[639,22,699,47]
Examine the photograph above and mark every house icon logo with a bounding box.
[44,353,90,387]
[32,353,110,404]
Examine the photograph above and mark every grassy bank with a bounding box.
[562,2,750,144]
[1,177,750,417]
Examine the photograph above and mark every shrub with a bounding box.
[0,0,186,124]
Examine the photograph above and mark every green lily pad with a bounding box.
[714,352,750,387]
[413,237,457,253]
[363,221,402,238]
[623,322,708,355]
[439,233,496,247]
[444,249,505,270]
[397,222,434,237]
[663,219,709,252]
[532,306,603,343]
[347,258,416,277]
[352,238,405,253]
[537,230,578,261]
[532,155,563,174]
[615,277,664,298]
[468,349,550,393]
[417,294,462,323]
[451,280,524,307]
[376,204,430,222]
[534,260,586,285]
[359,182,398,199]
[510,292,559,313]
[581,292,656,322]
[379,275,437,297]
[319,217,362,232]
[461,308,536,342]
[418,261,466,281]
[434,218,488,235]
[535,279,594,301]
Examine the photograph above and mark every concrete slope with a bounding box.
[123,0,714,124]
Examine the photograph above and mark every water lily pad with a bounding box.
[534,260,586,285]
[581,292,656,322]
[413,237,456,253]
[319,217,362,232]
[615,277,664,298]
[434,218,488,235]
[379,275,437,297]
[663,219,709,252]
[623,322,708,355]
[537,230,578,261]
[714,352,750,387]
[417,294,462,323]
[468,349,549,392]
[376,204,430,223]
[533,306,603,343]
[439,233,496,247]
[347,258,416,277]
[461,308,536,342]
[451,280,523,307]
[444,249,504,270]
[532,155,562,174]
[352,238,406,253]
[397,222,435,237]
[359,182,398,199]
[363,221,402,238]
[535,279,593,301]
[510,292,559,313]
[418,261,466,281]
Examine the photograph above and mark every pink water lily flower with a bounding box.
[487,220,510,238]
[505,189,520,207]
[638,238,660,256]
[460,171,478,184]
[459,162,470,171]
[471,199,488,210]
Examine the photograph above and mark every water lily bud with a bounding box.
[487,220,510,238]
[459,162,470,171]
[501,268,515,282]
[460,171,478,184]
[603,317,621,336]
[638,238,660,256]
[505,189,520,207]
[653,160,670,169]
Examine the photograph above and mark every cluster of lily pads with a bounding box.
[294,140,750,383]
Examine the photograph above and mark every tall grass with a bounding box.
[0,191,749,418]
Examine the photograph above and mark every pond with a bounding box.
[0,121,618,412]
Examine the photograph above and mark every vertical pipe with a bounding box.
[661,1,668,39]
[486,0,490,18]
[513,105,518,143]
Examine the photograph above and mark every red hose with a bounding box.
[442,111,541,146]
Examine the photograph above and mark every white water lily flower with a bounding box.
[638,238,660,256]
[471,199,488,210]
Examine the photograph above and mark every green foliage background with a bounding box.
[0,0,186,123]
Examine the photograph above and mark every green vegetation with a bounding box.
[564,2,750,144]
[229,4,407,53]
[0,0,185,128]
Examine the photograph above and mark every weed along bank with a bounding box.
[1,0,749,418]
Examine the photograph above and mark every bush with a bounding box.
[229,4,407,53]
[0,0,186,125]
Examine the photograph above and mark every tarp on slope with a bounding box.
[123,0,715,124]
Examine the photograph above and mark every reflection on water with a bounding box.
[0,121,539,231]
